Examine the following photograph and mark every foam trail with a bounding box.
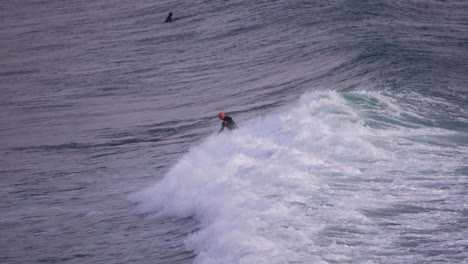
[130,91,467,264]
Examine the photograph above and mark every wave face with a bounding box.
[131,91,468,263]
[1,0,467,263]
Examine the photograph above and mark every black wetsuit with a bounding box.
[165,12,173,23]
[219,116,238,133]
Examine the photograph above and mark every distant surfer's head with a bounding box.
[218,112,225,120]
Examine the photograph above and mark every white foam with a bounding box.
[130,91,468,263]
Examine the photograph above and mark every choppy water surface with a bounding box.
[1,0,467,263]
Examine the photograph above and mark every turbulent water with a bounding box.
[1,0,468,263]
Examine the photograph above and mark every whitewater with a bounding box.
[131,91,467,263]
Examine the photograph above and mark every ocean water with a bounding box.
[1,0,467,263]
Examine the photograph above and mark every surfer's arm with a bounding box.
[218,122,227,133]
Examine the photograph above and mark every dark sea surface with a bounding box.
[1,0,467,263]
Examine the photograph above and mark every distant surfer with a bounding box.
[218,112,238,133]
[164,12,173,23]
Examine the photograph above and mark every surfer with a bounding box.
[218,112,238,133]
[164,12,173,23]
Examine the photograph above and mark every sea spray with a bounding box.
[131,91,428,263]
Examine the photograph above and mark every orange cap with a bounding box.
[218,112,225,120]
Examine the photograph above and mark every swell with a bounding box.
[297,0,468,96]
